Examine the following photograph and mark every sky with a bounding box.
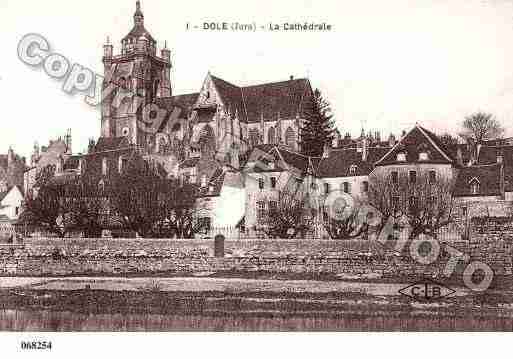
[3,0,513,159]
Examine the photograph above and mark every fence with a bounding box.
[0,221,14,239]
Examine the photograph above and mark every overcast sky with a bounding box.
[3,0,513,158]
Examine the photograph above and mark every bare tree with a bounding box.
[323,205,369,240]
[64,179,108,237]
[460,112,504,143]
[109,157,207,238]
[368,171,455,241]
[20,183,72,238]
[108,157,169,237]
[257,190,314,239]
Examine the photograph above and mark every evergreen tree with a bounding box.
[300,88,336,156]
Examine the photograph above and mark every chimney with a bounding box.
[65,128,72,154]
[322,142,331,159]
[362,137,368,161]
[7,147,14,166]
[388,133,396,147]
[375,131,381,142]
[290,75,294,80]
[103,36,113,59]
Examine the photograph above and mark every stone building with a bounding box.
[97,2,311,184]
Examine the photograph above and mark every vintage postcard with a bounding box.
[1,0,513,356]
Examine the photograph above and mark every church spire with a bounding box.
[134,1,144,26]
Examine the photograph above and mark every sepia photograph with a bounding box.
[1,0,513,355]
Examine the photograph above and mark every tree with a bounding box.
[20,183,72,238]
[64,179,108,237]
[460,112,504,143]
[300,88,336,156]
[367,171,455,242]
[439,132,459,148]
[257,190,313,239]
[323,204,369,240]
[109,157,207,238]
[164,182,206,239]
[109,157,169,237]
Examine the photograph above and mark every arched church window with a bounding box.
[268,127,276,144]
[285,127,295,147]
[199,124,215,154]
[249,129,260,147]
[102,158,109,177]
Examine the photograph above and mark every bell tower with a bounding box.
[101,1,172,147]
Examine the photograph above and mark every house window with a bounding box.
[391,171,398,184]
[256,201,266,222]
[349,165,357,175]
[470,180,479,194]
[409,196,418,212]
[409,171,416,184]
[429,170,436,184]
[343,182,350,194]
[269,201,277,213]
[102,158,108,176]
[201,174,207,188]
[419,152,429,161]
[258,178,264,190]
[15,207,19,216]
[363,181,369,192]
[397,152,406,162]
[271,177,277,189]
[311,182,318,190]
[324,182,330,194]
[462,206,468,216]
[392,196,399,209]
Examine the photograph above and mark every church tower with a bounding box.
[101,1,172,148]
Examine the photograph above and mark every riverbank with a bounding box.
[0,276,512,330]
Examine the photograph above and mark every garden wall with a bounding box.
[0,227,511,279]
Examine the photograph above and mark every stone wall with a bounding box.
[0,231,511,279]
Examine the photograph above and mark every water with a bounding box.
[1,309,513,331]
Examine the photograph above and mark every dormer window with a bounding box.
[469,178,480,194]
[349,165,357,175]
[397,152,406,162]
[419,152,429,161]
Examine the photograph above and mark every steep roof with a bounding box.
[375,125,453,166]
[0,186,13,202]
[197,75,311,124]
[317,147,390,178]
[241,78,311,123]
[453,164,502,197]
[93,137,129,153]
[210,76,246,121]
[156,93,199,119]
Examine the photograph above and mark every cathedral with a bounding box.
[98,1,313,178]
